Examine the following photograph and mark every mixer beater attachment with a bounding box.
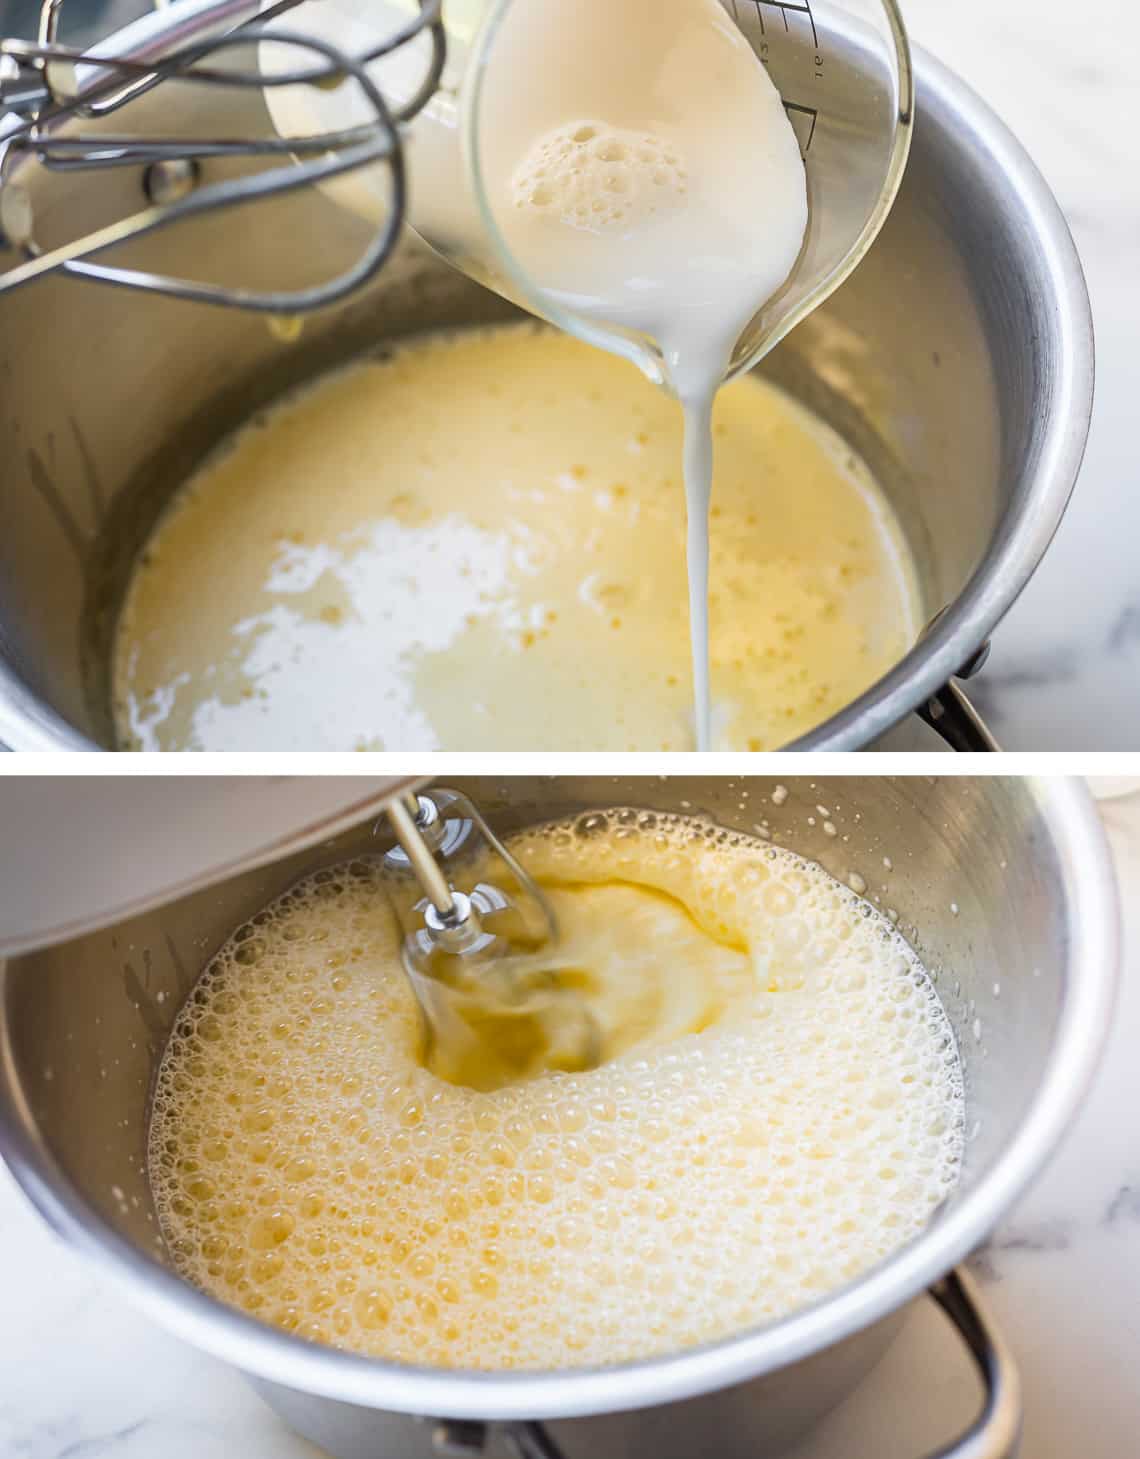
[381,790,601,1090]
[0,0,443,310]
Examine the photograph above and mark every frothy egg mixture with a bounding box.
[148,810,964,1370]
[114,326,919,751]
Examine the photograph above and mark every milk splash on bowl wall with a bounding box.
[265,0,809,749]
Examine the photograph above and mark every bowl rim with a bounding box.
[793,45,1095,749]
[0,776,1121,1419]
[0,37,1095,754]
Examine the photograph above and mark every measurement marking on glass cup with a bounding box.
[783,100,818,152]
[747,0,819,50]
[729,1,823,76]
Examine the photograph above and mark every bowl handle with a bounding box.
[916,679,999,752]
[430,1267,1021,1459]
[924,1268,1022,1458]
[914,625,999,751]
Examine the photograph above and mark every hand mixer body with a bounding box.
[0,776,420,957]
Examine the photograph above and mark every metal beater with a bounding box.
[0,0,444,309]
[380,789,601,1090]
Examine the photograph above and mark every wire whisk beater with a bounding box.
[0,0,444,310]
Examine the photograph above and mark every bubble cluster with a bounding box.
[511,121,688,233]
[148,811,964,1370]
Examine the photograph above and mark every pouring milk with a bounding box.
[265,0,807,750]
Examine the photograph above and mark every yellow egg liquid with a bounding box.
[113,325,920,751]
[148,810,964,1369]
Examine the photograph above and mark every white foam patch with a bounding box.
[511,121,688,234]
[148,811,964,1370]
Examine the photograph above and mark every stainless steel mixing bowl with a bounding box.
[0,29,1093,750]
[0,775,1119,1458]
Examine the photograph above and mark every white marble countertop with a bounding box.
[1,782,1138,1458]
[900,0,1140,748]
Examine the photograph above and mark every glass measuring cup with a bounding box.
[466,0,914,385]
[261,0,912,387]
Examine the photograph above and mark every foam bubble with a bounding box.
[148,811,964,1370]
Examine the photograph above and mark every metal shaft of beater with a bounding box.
[385,797,459,923]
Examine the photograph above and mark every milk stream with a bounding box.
[148,810,965,1368]
[682,390,716,748]
[264,0,808,749]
